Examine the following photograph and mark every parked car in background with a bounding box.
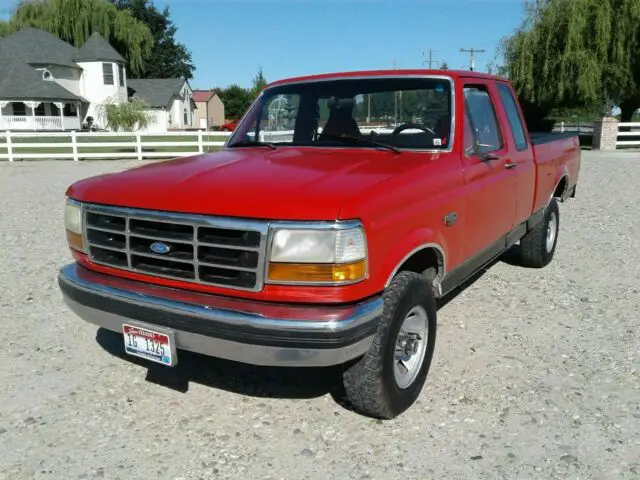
[220,120,238,131]
[58,69,580,419]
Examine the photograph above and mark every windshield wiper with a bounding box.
[319,133,401,153]
[229,140,277,150]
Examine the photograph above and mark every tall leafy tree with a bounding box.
[111,0,195,79]
[218,84,253,120]
[500,0,640,123]
[0,0,153,75]
[251,67,268,97]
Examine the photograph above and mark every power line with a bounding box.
[422,49,441,69]
[460,47,486,72]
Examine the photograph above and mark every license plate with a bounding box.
[122,324,176,366]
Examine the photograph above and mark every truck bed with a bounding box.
[530,132,581,213]
[529,131,580,145]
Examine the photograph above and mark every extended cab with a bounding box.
[58,70,580,419]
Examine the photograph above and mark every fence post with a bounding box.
[560,121,565,133]
[71,130,78,162]
[198,129,204,153]
[593,116,619,151]
[6,131,13,162]
[136,133,143,160]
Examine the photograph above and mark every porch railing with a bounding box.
[0,115,69,131]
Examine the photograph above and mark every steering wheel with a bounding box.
[392,123,436,135]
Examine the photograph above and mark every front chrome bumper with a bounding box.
[58,263,382,367]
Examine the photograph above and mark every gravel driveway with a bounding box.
[1,151,639,480]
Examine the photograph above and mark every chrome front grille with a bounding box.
[82,204,269,291]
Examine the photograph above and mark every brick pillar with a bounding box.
[593,116,619,150]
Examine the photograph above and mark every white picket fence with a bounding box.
[0,125,420,162]
[616,122,640,148]
[0,130,233,162]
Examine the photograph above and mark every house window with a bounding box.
[103,63,114,85]
[63,104,78,117]
[184,108,188,125]
[12,102,26,116]
[35,103,46,116]
[118,64,125,87]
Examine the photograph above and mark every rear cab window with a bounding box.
[497,83,529,151]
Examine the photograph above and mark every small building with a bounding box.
[192,89,225,130]
[127,78,196,132]
[0,27,128,131]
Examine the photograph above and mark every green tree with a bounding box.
[218,84,253,120]
[251,67,268,98]
[111,0,195,79]
[500,0,640,124]
[103,98,152,131]
[0,0,153,75]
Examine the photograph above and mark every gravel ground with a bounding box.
[0,151,639,480]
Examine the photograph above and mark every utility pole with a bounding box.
[422,49,441,69]
[460,47,485,72]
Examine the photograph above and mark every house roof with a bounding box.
[0,60,85,102]
[0,27,80,68]
[128,78,187,108]
[192,89,216,103]
[75,32,125,63]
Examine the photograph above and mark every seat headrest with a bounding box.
[327,97,355,111]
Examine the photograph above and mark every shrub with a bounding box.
[104,99,152,132]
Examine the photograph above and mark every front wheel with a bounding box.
[342,271,437,419]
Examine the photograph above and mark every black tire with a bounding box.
[342,271,437,419]
[519,198,560,268]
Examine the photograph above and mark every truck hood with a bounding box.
[67,147,417,220]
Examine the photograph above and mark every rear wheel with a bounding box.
[519,198,560,268]
[342,271,437,419]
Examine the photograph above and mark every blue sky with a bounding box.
[159,0,528,90]
[1,0,528,90]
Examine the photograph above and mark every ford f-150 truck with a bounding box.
[58,70,580,419]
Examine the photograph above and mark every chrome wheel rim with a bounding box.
[394,305,429,389]
[546,212,557,253]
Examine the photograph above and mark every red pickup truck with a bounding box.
[59,70,580,419]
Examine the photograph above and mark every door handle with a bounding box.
[505,160,517,169]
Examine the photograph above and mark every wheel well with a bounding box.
[553,177,568,199]
[395,247,444,283]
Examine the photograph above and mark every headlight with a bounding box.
[267,224,367,285]
[65,199,85,252]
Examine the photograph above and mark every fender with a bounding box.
[381,226,448,290]
[553,167,570,202]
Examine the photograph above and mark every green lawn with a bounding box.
[0,134,226,159]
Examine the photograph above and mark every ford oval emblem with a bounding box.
[150,241,171,255]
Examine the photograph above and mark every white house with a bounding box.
[0,27,190,132]
[127,78,196,132]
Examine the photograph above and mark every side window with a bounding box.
[463,109,475,155]
[497,83,528,151]
[463,86,503,154]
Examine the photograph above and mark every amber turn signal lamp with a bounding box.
[267,260,367,284]
[66,230,85,252]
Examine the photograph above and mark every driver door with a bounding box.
[462,81,518,259]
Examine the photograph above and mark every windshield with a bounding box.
[227,77,453,151]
